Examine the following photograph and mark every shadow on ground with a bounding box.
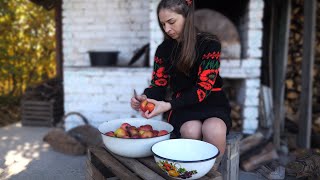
[0,123,86,180]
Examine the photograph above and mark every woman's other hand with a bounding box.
[142,98,171,119]
[130,94,147,111]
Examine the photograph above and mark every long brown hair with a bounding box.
[157,0,197,75]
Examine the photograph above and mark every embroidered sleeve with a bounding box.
[143,48,169,101]
[170,40,221,109]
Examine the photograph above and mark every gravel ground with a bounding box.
[0,123,86,180]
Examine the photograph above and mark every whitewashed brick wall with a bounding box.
[63,0,264,133]
[62,0,150,66]
[63,67,163,130]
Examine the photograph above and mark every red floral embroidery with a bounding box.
[156,67,165,78]
[155,56,163,64]
[198,66,202,76]
[199,69,217,85]
[155,79,167,86]
[202,51,220,60]
[197,89,206,102]
[186,0,192,6]
[198,82,212,90]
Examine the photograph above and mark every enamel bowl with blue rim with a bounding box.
[152,139,219,179]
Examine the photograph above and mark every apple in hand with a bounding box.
[140,100,155,113]
[140,100,148,112]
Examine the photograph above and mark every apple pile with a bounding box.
[140,100,155,113]
[104,123,169,139]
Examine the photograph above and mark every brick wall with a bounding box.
[62,0,150,66]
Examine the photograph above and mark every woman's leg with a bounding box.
[202,117,227,156]
[180,120,202,140]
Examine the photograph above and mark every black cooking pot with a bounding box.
[89,51,119,67]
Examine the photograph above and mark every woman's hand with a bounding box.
[130,94,147,111]
[141,98,172,119]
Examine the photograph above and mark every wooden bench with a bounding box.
[86,132,241,180]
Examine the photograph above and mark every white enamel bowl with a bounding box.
[152,139,219,179]
[98,118,174,158]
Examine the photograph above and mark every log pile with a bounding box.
[285,0,320,141]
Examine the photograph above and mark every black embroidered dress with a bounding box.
[144,34,232,137]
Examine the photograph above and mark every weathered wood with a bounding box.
[297,0,317,148]
[105,148,166,180]
[240,132,264,155]
[241,143,279,172]
[220,132,242,180]
[272,0,291,150]
[55,0,63,81]
[89,147,141,180]
[85,160,106,180]
[259,85,274,129]
[87,146,225,180]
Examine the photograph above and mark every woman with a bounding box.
[130,0,231,157]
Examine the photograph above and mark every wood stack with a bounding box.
[21,78,64,127]
[286,0,320,137]
[239,132,279,172]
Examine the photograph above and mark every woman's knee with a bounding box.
[180,120,202,139]
[202,118,227,137]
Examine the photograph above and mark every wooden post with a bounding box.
[297,0,317,148]
[272,0,291,150]
[55,0,63,81]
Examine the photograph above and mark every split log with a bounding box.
[239,132,265,155]
[241,143,279,172]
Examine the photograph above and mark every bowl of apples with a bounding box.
[151,139,219,179]
[98,118,174,158]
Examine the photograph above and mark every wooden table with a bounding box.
[86,146,222,180]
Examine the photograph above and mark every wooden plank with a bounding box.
[22,100,52,106]
[85,159,105,180]
[104,148,166,180]
[89,147,141,180]
[297,0,317,148]
[272,0,291,150]
[22,110,53,116]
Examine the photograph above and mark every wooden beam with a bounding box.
[272,0,291,149]
[297,0,317,148]
[55,0,63,81]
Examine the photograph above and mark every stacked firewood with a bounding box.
[285,0,320,135]
[23,78,63,101]
[223,81,242,131]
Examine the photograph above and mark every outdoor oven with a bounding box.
[63,0,264,134]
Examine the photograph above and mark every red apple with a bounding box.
[146,102,155,112]
[104,131,115,137]
[158,130,169,136]
[131,135,140,139]
[128,126,139,137]
[140,100,148,112]
[152,130,159,137]
[140,131,154,138]
[139,124,153,131]
[120,123,131,130]
[114,128,128,138]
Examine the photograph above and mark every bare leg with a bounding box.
[180,120,202,140]
[202,117,227,157]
